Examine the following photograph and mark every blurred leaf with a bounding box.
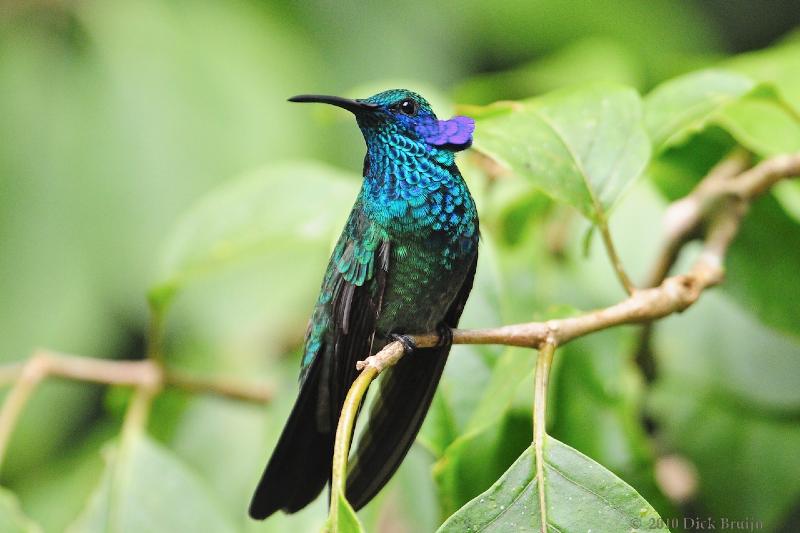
[437,436,666,533]
[726,34,800,115]
[13,421,115,533]
[454,37,644,104]
[715,87,800,156]
[774,181,800,224]
[69,434,235,533]
[725,195,800,340]
[647,126,737,201]
[456,0,720,84]
[0,487,41,533]
[433,410,532,519]
[378,445,440,532]
[644,69,754,152]
[465,347,536,435]
[473,85,650,224]
[656,284,800,413]
[418,391,459,459]
[150,162,359,312]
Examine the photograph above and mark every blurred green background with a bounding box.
[1,1,799,532]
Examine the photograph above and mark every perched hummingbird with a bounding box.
[249,89,479,519]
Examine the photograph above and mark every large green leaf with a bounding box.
[437,436,667,532]
[68,434,235,533]
[473,84,650,224]
[149,162,359,312]
[644,69,754,152]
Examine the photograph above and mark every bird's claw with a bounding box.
[435,323,453,348]
[389,333,417,355]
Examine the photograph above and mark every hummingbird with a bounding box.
[249,89,479,519]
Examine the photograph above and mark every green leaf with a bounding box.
[324,493,364,533]
[725,195,800,340]
[12,422,114,533]
[774,180,800,224]
[69,434,235,533]
[714,87,800,157]
[473,85,650,224]
[644,69,754,152]
[149,161,359,312]
[0,487,41,533]
[465,347,536,435]
[437,436,667,533]
[418,390,459,459]
[726,35,800,115]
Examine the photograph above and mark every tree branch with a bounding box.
[165,369,273,403]
[0,350,272,472]
[355,152,800,380]
[645,149,750,288]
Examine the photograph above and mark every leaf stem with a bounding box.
[533,342,555,533]
[597,216,635,295]
[329,365,379,528]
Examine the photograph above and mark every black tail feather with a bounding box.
[345,343,449,510]
[248,358,332,519]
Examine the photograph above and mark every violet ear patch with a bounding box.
[418,116,475,149]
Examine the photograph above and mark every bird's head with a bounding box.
[289,89,474,152]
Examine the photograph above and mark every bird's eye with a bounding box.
[395,98,418,116]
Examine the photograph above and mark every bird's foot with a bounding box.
[389,333,417,355]
[435,323,453,349]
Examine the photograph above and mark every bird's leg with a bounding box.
[435,322,453,349]
[389,332,417,355]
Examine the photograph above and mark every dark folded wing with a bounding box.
[249,205,390,519]
[345,251,478,510]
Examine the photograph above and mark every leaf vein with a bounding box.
[534,108,606,222]
[544,460,631,523]
[475,473,539,532]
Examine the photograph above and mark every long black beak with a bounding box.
[288,94,378,114]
